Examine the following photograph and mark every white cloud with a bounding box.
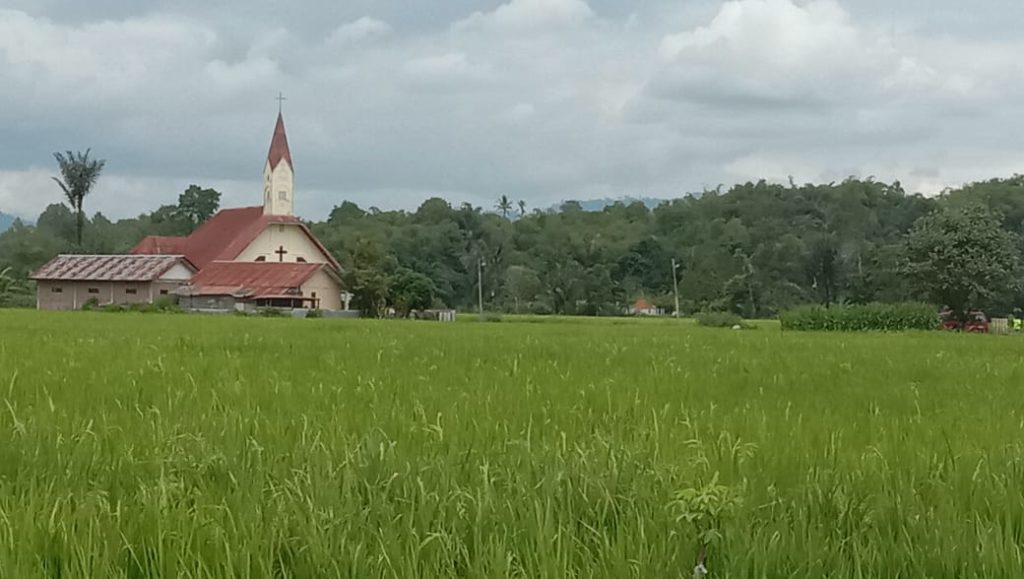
[650,0,949,107]
[0,9,216,100]
[401,52,492,86]
[326,17,392,46]
[0,168,268,221]
[454,0,594,32]
[2,1,1024,222]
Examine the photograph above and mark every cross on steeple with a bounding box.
[276,92,287,114]
[275,245,288,262]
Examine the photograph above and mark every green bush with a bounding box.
[780,303,938,332]
[696,311,746,328]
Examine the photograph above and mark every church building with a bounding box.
[32,112,347,312]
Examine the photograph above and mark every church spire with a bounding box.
[263,109,294,216]
[267,112,293,171]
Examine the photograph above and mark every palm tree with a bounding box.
[0,266,20,307]
[496,195,513,219]
[53,149,106,246]
[517,199,527,218]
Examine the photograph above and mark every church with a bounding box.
[31,112,348,312]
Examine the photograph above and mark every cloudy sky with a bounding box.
[2,0,1023,220]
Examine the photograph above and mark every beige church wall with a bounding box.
[236,224,330,265]
[301,269,343,310]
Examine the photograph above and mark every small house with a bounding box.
[628,297,663,316]
[31,254,196,310]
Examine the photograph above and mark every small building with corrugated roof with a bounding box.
[31,254,196,310]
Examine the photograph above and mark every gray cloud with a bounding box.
[1,0,1023,221]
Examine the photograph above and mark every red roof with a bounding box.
[181,262,323,298]
[130,206,341,272]
[633,298,655,310]
[31,254,194,282]
[131,235,187,255]
[267,112,292,171]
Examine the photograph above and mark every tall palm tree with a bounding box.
[517,199,527,218]
[496,195,513,219]
[53,149,106,246]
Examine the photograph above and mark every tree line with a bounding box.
[1,152,1023,316]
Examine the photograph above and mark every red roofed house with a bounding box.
[627,297,663,317]
[32,112,347,312]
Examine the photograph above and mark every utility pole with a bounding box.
[478,258,486,317]
[672,258,681,318]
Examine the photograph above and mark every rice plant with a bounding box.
[0,310,1021,577]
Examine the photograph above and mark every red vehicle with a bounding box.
[940,309,990,333]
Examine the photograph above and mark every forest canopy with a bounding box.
[3,176,1024,316]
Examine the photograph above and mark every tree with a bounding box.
[36,203,77,244]
[391,268,436,315]
[518,200,527,218]
[904,205,1021,318]
[52,149,106,246]
[806,234,842,306]
[176,185,221,229]
[504,265,542,312]
[496,195,513,219]
[0,266,20,307]
[344,239,395,318]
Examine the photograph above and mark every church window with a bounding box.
[88,288,99,294]
[255,256,267,262]
[51,287,62,294]
[126,288,137,295]
[296,257,307,263]
[160,290,169,296]
[278,190,287,201]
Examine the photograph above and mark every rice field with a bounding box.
[1,310,1023,577]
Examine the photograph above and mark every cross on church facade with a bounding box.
[276,92,287,113]
[275,245,288,262]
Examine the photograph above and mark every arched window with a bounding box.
[255,256,267,262]
[296,257,307,263]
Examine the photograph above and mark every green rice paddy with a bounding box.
[1,310,1022,577]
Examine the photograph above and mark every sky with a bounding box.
[1,0,1023,221]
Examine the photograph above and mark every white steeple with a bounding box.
[263,111,294,216]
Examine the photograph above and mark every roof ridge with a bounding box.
[56,253,185,258]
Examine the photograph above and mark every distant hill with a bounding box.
[0,212,16,233]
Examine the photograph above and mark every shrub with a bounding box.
[480,312,504,323]
[780,302,938,332]
[696,311,747,329]
[306,309,323,319]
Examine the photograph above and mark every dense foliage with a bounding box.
[780,302,940,332]
[3,176,1024,316]
[904,205,1021,318]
